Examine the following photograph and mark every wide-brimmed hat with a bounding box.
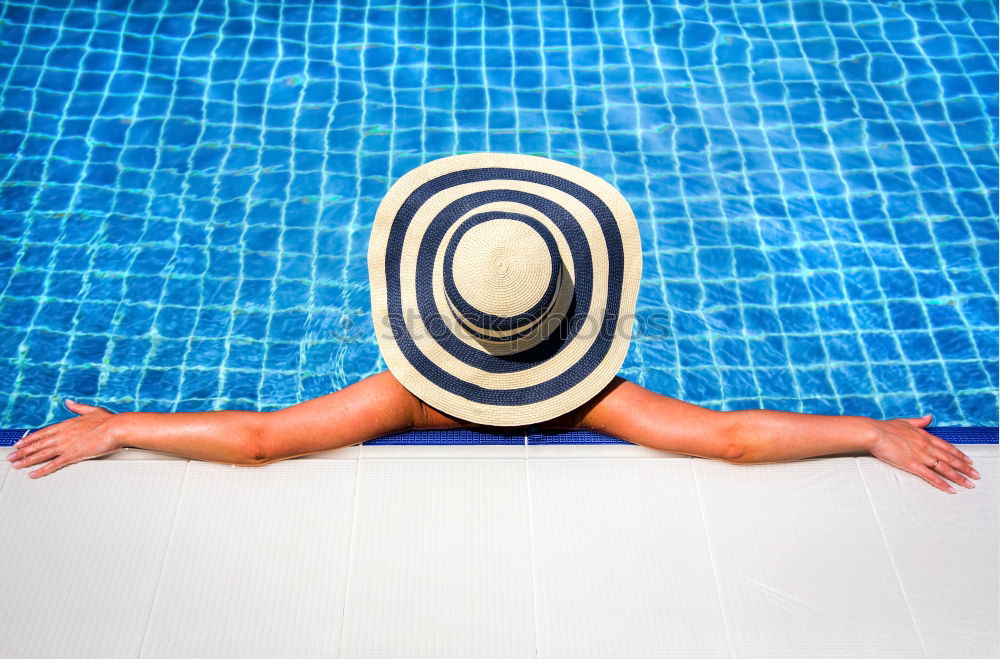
[368,153,641,426]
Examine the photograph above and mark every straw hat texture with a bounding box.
[368,153,642,426]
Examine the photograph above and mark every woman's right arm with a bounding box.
[7,371,439,479]
[8,404,264,479]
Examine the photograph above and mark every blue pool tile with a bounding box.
[961,296,999,327]
[21,365,60,397]
[9,396,52,427]
[779,307,818,334]
[831,363,875,395]
[23,329,69,365]
[863,332,904,362]
[926,304,964,330]
[155,307,198,339]
[179,369,220,402]
[67,335,109,366]
[959,393,999,424]
[933,328,978,360]
[823,333,865,363]
[187,338,226,369]
[721,369,757,401]
[800,398,843,416]
[73,302,115,334]
[915,393,961,422]
[757,367,797,398]
[815,304,854,332]
[138,368,181,401]
[0,1,996,429]
[149,339,188,368]
[34,301,78,333]
[853,302,893,330]
[747,336,788,368]
[681,368,722,401]
[8,270,46,297]
[64,367,100,397]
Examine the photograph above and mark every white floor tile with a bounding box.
[0,444,994,658]
[857,454,999,658]
[139,460,357,659]
[339,459,536,659]
[0,461,187,658]
[694,457,925,659]
[528,457,730,658]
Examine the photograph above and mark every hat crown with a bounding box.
[451,218,556,316]
[443,215,567,346]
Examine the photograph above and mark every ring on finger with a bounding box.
[930,459,941,470]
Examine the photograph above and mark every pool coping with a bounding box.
[1,426,996,447]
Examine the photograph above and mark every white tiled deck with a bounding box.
[1,442,996,658]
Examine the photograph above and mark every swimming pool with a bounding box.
[0,0,997,430]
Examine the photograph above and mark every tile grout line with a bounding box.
[524,429,541,657]
[137,459,190,659]
[690,457,736,659]
[335,444,363,658]
[854,456,930,659]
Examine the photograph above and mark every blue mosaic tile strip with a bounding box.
[1,427,995,448]
[923,425,1000,445]
[0,1,997,428]
[0,428,30,445]
[365,427,524,445]
[528,426,998,446]
[528,429,629,445]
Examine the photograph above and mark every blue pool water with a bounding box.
[0,0,997,429]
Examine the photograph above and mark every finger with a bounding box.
[65,399,107,415]
[29,455,71,479]
[15,417,79,447]
[16,426,54,447]
[10,438,55,463]
[928,454,976,489]
[14,432,54,457]
[937,444,978,478]
[14,445,61,470]
[900,414,933,428]
[913,464,957,494]
[926,433,976,469]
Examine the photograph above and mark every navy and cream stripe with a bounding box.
[369,153,641,426]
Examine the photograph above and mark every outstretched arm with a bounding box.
[564,377,979,494]
[9,371,981,494]
[251,370,471,463]
[7,371,468,479]
[546,376,744,461]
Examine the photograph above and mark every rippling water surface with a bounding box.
[0,0,996,427]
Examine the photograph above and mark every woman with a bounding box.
[7,154,979,493]
[7,373,978,494]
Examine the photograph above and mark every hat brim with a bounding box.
[368,153,642,426]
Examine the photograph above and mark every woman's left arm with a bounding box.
[563,377,979,494]
[724,407,978,493]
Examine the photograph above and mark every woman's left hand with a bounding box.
[868,414,980,493]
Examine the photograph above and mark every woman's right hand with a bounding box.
[6,400,121,479]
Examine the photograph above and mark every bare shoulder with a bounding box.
[569,377,739,461]
[255,371,429,462]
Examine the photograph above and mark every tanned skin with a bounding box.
[7,370,980,494]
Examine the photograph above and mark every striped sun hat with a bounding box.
[368,153,642,426]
